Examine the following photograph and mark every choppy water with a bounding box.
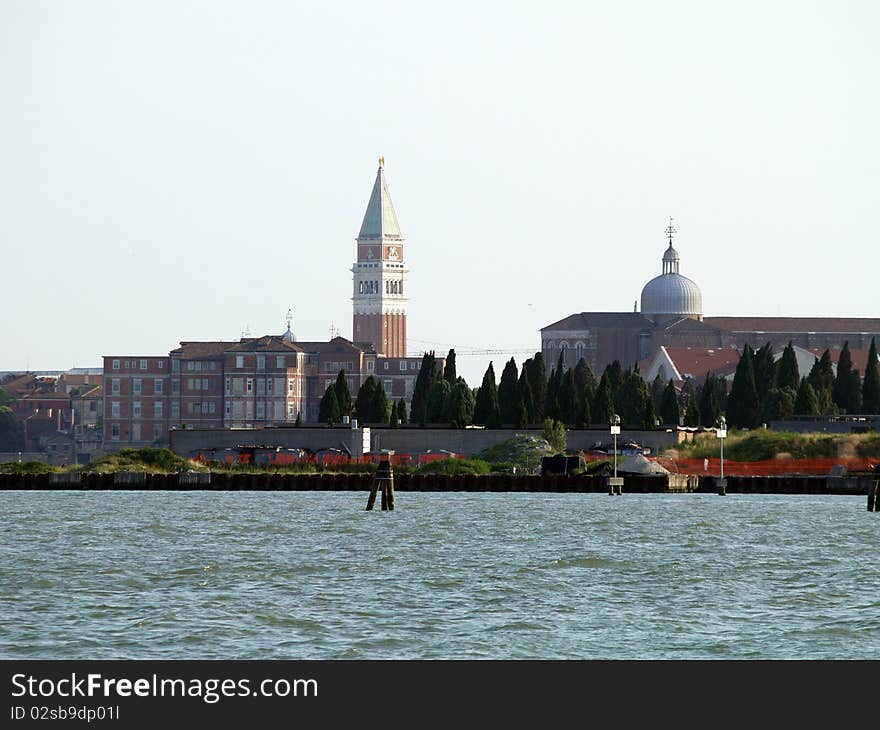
[1,491,878,659]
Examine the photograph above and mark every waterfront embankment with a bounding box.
[0,471,873,494]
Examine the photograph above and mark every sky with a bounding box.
[2,1,878,387]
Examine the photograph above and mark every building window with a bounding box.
[171,402,180,419]
[111,379,120,395]
[201,402,209,415]
[187,378,194,390]
[225,403,231,417]
[154,402,163,418]
[202,378,209,390]
[399,361,406,371]
[367,361,374,371]
[124,361,130,369]
[209,402,216,414]
[225,377,231,394]
[172,380,180,395]
[236,356,244,369]
[267,378,273,393]
[111,424,120,440]
[153,425,162,440]
[154,379,163,394]
[172,359,180,372]
[256,378,265,395]
[276,356,285,369]
[158,361,164,369]
[140,359,147,370]
[288,404,295,418]
[111,401,120,418]
[133,378,142,394]
[187,361,194,371]
[383,380,392,392]
[246,378,253,392]
[256,402,265,419]
[112,359,120,370]
[257,355,265,369]
[288,379,294,393]
[132,402,141,418]
[383,361,389,370]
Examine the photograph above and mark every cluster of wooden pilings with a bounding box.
[366,459,395,511]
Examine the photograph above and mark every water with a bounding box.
[1,491,878,659]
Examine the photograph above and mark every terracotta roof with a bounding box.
[225,336,304,353]
[662,346,741,382]
[657,317,724,333]
[705,316,880,333]
[542,312,654,331]
[171,342,236,359]
[294,336,369,354]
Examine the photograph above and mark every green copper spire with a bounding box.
[357,160,402,240]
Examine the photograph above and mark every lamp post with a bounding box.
[608,413,623,495]
[716,415,727,496]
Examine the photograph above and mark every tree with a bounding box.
[606,360,624,399]
[334,370,352,418]
[753,342,776,404]
[763,387,796,421]
[355,376,377,421]
[0,406,23,451]
[698,373,720,428]
[410,351,437,426]
[660,380,680,426]
[863,337,880,413]
[558,368,579,424]
[542,418,566,454]
[448,379,475,428]
[443,349,457,384]
[776,342,800,392]
[617,368,649,429]
[497,358,520,425]
[650,373,666,415]
[727,344,759,428]
[0,387,13,407]
[426,379,452,423]
[683,395,701,426]
[545,351,565,420]
[573,358,597,409]
[808,350,835,415]
[474,362,501,427]
[517,366,535,425]
[318,384,340,425]
[794,378,819,416]
[525,353,547,422]
[396,399,408,425]
[579,394,592,429]
[294,412,302,427]
[370,380,390,423]
[833,342,856,413]
[592,372,613,425]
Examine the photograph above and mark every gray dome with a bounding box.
[640,272,702,319]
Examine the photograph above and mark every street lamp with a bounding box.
[716,415,727,496]
[608,413,623,495]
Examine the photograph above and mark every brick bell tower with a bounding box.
[352,158,408,357]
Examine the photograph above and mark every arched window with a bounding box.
[559,341,569,369]
[575,341,585,364]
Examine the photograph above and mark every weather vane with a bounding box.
[379,155,385,168]
[665,217,676,244]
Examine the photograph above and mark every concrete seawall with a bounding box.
[0,472,872,494]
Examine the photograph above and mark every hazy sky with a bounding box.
[2,1,878,386]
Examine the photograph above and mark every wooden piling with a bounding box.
[868,479,878,512]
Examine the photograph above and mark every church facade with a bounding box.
[542,223,880,377]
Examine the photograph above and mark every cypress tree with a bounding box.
[334,370,352,418]
[426,379,452,423]
[410,351,437,426]
[660,380,680,426]
[443,349,457,384]
[753,342,776,403]
[833,342,854,412]
[448,379,475,428]
[294,412,302,427]
[764,387,796,421]
[863,337,880,413]
[517,366,535,425]
[846,370,862,414]
[699,373,720,428]
[776,341,800,392]
[526,353,547,422]
[607,360,624,399]
[573,358,597,408]
[474,362,501,427]
[651,373,666,415]
[516,399,530,428]
[794,378,820,415]
[370,380,390,423]
[318,384,340,425]
[642,386,656,429]
[355,376,377,421]
[558,368,579,424]
[545,352,565,419]
[592,372,613,425]
[727,344,760,428]
[616,369,644,428]
[397,398,408,425]
[683,395,701,426]
[808,350,835,414]
[497,358,520,425]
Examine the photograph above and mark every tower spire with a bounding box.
[665,216,676,246]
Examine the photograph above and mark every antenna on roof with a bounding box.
[329,322,339,339]
[286,308,293,331]
[665,217,676,245]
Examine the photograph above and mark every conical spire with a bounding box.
[357,160,402,239]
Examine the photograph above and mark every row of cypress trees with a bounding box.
[318,337,880,430]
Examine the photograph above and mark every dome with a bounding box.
[662,245,680,263]
[640,272,703,319]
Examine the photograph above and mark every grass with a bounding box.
[675,430,880,461]
[413,458,492,475]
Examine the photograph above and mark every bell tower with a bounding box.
[352,158,408,357]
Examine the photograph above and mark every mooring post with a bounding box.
[869,473,879,512]
[367,452,395,511]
